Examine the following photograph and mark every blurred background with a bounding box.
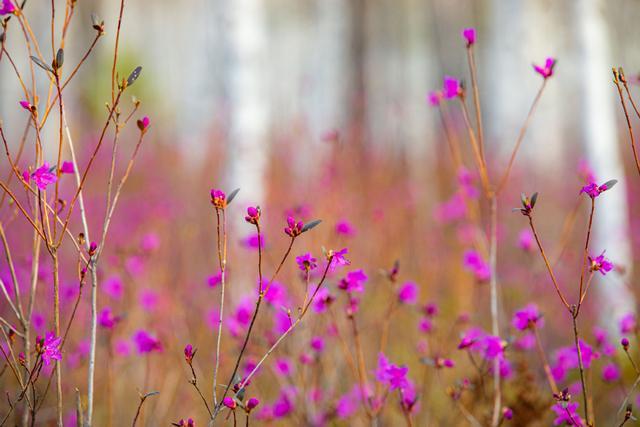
[2,0,640,425]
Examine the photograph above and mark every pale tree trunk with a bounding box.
[225,0,269,211]
[576,0,635,325]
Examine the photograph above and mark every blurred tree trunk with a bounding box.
[576,0,635,325]
[225,0,269,210]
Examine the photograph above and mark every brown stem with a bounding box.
[571,309,590,425]
[533,326,558,394]
[613,68,640,178]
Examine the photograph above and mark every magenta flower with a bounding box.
[176,419,195,427]
[397,281,418,305]
[207,271,222,288]
[275,358,293,377]
[588,252,613,275]
[512,304,543,331]
[184,344,194,364]
[38,332,62,366]
[329,248,351,270]
[580,179,616,198]
[483,335,506,360]
[296,253,317,271]
[312,287,334,313]
[376,353,410,391]
[502,407,513,420]
[247,397,260,411]
[19,100,32,110]
[310,336,325,353]
[242,232,264,250]
[517,229,534,251]
[30,163,57,191]
[245,206,260,224]
[463,250,490,282]
[60,161,74,174]
[0,0,15,15]
[427,90,443,107]
[338,269,368,293]
[601,362,620,383]
[132,330,162,354]
[533,57,556,79]
[222,397,237,409]
[98,307,120,329]
[210,189,226,208]
[619,313,637,334]
[103,275,124,299]
[137,116,150,132]
[284,216,304,237]
[551,402,583,426]
[442,76,462,99]
[335,220,355,236]
[462,27,476,46]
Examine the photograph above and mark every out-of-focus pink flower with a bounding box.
[141,232,160,251]
[462,27,476,46]
[310,336,325,353]
[208,271,222,288]
[601,362,620,383]
[588,252,613,275]
[103,275,124,299]
[397,281,418,304]
[463,250,490,282]
[30,163,57,191]
[552,402,582,426]
[275,358,293,377]
[335,220,355,237]
[114,339,131,357]
[133,330,162,354]
[428,90,443,106]
[619,313,637,335]
[517,229,534,251]
[312,287,334,313]
[98,307,120,329]
[0,1,15,16]
[139,289,159,311]
[533,57,556,79]
[442,76,462,99]
[60,161,74,174]
[512,304,543,331]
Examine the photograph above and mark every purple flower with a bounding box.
[207,271,222,288]
[442,76,462,99]
[462,27,476,46]
[296,253,317,271]
[0,1,15,16]
[242,232,264,250]
[329,248,351,270]
[30,163,57,191]
[312,288,334,313]
[275,358,293,377]
[184,344,194,364]
[137,116,150,132]
[551,402,583,426]
[338,269,368,293]
[483,335,506,360]
[98,307,119,329]
[335,220,355,236]
[133,330,162,354]
[284,216,304,237]
[39,332,62,366]
[210,189,226,208]
[245,206,260,224]
[463,250,491,282]
[310,336,325,353]
[222,397,236,409]
[397,281,418,305]
[512,304,543,331]
[533,57,556,79]
[601,362,620,383]
[19,100,32,110]
[427,90,443,107]
[247,397,260,411]
[619,313,637,334]
[588,252,613,275]
[103,275,123,299]
[580,180,616,198]
[60,161,74,174]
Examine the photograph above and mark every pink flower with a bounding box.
[0,0,15,15]
[427,90,443,106]
[284,216,304,237]
[136,116,150,131]
[397,281,418,305]
[463,250,490,282]
[222,397,236,409]
[552,402,583,426]
[512,304,543,331]
[310,336,325,353]
[601,362,620,383]
[335,220,355,236]
[19,100,32,110]
[376,353,410,391]
[98,307,120,329]
[184,344,194,364]
[242,232,264,250]
[133,330,162,354]
[207,271,222,288]
[245,206,260,224]
[580,179,616,198]
[247,397,260,411]
[38,332,62,366]
[338,269,368,293]
[60,161,74,174]
[588,252,613,275]
[619,313,637,334]
[103,275,123,299]
[462,27,476,46]
[30,163,57,191]
[210,189,226,208]
[442,76,462,99]
[312,288,334,313]
[533,57,556,79]
[517,229,534,251]
[329,248,350,270]
[296,253,317,271]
